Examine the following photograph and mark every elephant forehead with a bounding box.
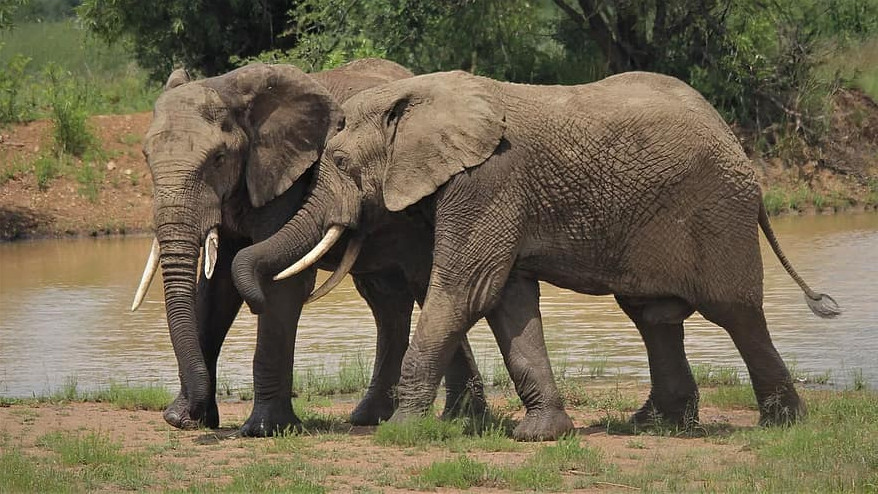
[146,86,227,141]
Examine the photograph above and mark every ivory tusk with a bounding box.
[131,238,160,311]
[203,228,219,280]
[273,225,345,281]
[305,235,363,304]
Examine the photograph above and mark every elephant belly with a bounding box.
[515,254,617,297]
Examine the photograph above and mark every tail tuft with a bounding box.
[804,293,841,319]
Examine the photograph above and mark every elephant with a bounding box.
[132,60,486,437]
[231,70,841,441]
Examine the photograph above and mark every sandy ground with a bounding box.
[0,389,762,492]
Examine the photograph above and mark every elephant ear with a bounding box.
[381,71,505,212]
[164,68,190,91]
[220,64,343,208]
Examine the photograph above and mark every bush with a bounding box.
[0,46,33,123]
[45,63,95,157]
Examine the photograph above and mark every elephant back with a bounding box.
[312,59,414,104]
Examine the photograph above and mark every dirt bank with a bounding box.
[1,88,877,241]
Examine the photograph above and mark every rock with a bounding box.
[106,161,117,171]
[123,169,133,176]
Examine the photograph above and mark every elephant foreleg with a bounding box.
[350,270,487,425]
[486,276,573,441]
[164,237,245,430]
[350,271,414,425]
[240,267,316,437]
[616,295,699,428]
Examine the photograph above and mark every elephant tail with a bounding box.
[758,202,841,318]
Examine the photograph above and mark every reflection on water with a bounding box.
[0,214,876,397]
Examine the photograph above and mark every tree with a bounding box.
[77,0,299,80]
[0,0,27,30]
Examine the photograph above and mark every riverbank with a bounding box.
[1,87,877,241]
[0,378,875,492]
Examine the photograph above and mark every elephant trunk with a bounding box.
[154,206,211,416]
[233,160,360,314]
[151,159,222,423]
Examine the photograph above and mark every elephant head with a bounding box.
[134,64,343,425]
[232,71,505,310]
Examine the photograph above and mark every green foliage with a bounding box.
[33,154,62,191]
[0,46,33,123]
[77,0,298,80]
[0,0,26,30]
[0,20,159,120]
[45,63,96,156]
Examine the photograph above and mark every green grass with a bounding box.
[294,354,371,397]
[691,363,743,387]
[412,435,607,491]
[0,450,75,492]
[91,382,173,411]
[42,378,173,411]
[702,390,878,492]
[373,410,520,452]
[218,460,327,493]
[700,384,758,409]
[374,415,466,447]
[762,183,846,215]
[413,455,492,489]
[558,379,639,412]
[37,431,152,489]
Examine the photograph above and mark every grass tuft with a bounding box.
[92,382,173,411]
[374,415,465,447]
[691,363,742,387]
[37,431,151,489]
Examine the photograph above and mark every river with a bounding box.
[0,214,876,397]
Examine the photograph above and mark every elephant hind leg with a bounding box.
[487,276,573,441]
[616,296,699,428]
[696,301,803,425]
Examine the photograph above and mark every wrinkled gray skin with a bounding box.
[232,71,840,440]
[142,60,485,437]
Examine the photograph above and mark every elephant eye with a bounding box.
[333,153,346,170]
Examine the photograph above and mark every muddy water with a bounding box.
[1,214,876,397]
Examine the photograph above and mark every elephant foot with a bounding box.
[630,395,699,429]
[757,388,805,426]
[441,379,488,420]
[163,392,219,430]
[513,408,574,441]
[350,391,396,426]
[239,399,301,437]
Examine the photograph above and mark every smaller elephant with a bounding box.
[133,60,485,436]
[233,70,840,441]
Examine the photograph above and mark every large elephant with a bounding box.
[133,61,485,437]
[232,70,842,440]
